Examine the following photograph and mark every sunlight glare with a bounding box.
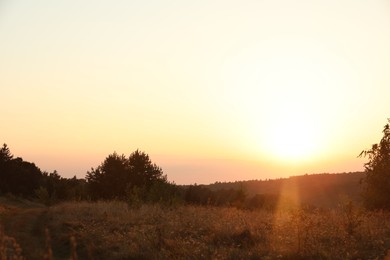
[264,114,319,162]
[223,40,343,165]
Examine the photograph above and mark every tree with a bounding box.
[86,152,128,199]
[10,158,42,197]
[359,119,390,209]
[0,143,13,164]
[127,150,166,188]
[39,171,87,202]
[0,144,43,197]
[86,150,167,200]
[0,144,13,194]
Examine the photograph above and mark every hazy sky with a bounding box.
[1,1,390,184]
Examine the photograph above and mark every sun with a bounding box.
[262,113,321,163]
[267,119,316,161]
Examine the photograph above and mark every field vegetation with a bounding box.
[1,199,390,259]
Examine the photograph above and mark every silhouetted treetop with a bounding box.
[359,119,390,210]
[0,144,42,197]
[128,150,166,187]
[0,143,13,164]
[86,150,167,200]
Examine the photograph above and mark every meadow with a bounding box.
[1,199,390,259]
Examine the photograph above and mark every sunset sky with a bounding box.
[1,1,390,184]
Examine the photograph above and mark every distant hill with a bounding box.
[202,172,365,208]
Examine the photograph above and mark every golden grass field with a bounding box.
[1,199,390,259]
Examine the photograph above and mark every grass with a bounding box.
[1,200,390,259]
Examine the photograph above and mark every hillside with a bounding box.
[204,172,365,208]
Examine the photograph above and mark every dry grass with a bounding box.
[45,202,390,259]
[2,201,390,259]
[0,225,24,260]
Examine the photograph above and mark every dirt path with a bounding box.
[1,205,49,259]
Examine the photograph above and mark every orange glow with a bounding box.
[1,1,390,183]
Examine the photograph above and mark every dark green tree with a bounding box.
[0,144,13,194]
[10,158,42,197]
[128,150,166,188]
[86,152,128,199]
[0,144,43,197]
[359,119,390,209]
[39,171,88,203]
[86,150,167,200]
[0,144,13,164]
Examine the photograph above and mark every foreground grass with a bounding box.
[2,201,390,259]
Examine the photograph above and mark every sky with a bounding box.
[1,0,390,184]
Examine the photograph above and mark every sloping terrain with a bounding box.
[206,172,365,208]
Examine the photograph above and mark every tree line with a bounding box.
[0,144,261,208]
[0,144,87,203]
[2,118,390,210]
